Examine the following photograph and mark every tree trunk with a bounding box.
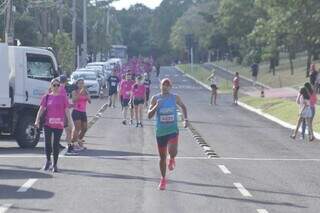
[289,56,294,75]
[306,49,312,77]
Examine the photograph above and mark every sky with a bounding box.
[111,0,163,10]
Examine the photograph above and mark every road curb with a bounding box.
[175,66,320,140]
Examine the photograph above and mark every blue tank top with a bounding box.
[155,93,178,137]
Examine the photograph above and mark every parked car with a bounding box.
[85,65,107,88]
[70,71,101,97]
[75,68,104,89]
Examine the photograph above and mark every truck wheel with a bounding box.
[16,115,40,148]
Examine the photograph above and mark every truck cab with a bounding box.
[0,43,59,148]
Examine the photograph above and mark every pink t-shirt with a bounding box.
[120,80,134,99]
[74,92,88,112]
[40,94,68,129]
[310,92,317,107]
[132,84,145,99]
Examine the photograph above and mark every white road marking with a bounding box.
[17,179,38,192]
[0,204,12,213]
[234,183,252,197]
[257,209,269,213]
[218,165,231,174]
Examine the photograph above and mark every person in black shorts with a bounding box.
[107,69,120,108]
[143,72,151,108]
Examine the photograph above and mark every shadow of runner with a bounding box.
[0,169,52,179]
[0,184,54,200]
[167,189,307,209]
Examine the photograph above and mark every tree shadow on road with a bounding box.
[0,147,43,155]
[0,169,52,179]
[0,184,54,200]
[76,149,156,157]
[167,189,307,209]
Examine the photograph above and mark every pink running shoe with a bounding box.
[158,178,167,190]
[168,158,176,171]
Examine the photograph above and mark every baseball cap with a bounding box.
[59,75,67,83]
[161,78,172,86]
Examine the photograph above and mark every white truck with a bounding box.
[0,43,59,148]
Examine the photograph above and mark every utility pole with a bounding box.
[82,0,88,67]
[58,0,64,32]
[5,0,14,45]
[72,0,77,68]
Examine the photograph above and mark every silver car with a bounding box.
[70,71,101,97]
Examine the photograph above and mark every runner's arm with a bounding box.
[34,106,45,128]
[147,96,158,119]
[176,95,189,127]
[72,90,79,103]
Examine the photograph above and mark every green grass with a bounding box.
[240,96,320,132]
[177,64,233,92]
[214,55,320,88]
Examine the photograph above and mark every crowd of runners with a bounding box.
[34,57,191,191]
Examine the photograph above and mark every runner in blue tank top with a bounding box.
[148,78,189,190]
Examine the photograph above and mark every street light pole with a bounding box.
[82,0,88,67]
[5,0,14,45]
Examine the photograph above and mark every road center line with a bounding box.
[0,204,12,213]
[17,179,38,192]
[233,183,252,197]
[257,209,269,213]
[218,165,231,174]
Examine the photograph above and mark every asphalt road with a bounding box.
[1,67,320,213]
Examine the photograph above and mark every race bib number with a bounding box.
[160,115,174,123]
[111,82,116,87]
[48,118,63,125]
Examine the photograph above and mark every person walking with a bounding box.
[131,75,146,127]
[232,72,240,105]
[119,73,134,125]
[301,82,317,140]
[35,78,70,172]
[251,62,259,86]
[143,72,151,108]
[107,69,120,108]
[207,71,218,105]
[291,87,315,141]
[147,78,188,190]
[71,78,91,151]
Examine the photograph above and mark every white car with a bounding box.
[70,71,101,97]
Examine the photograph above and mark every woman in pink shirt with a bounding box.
[232,72,240,105]
[131,75,146,127]
[301,82,316,140]
[71,79,91,151]
[35,78,70,172]
[119,73,134,125]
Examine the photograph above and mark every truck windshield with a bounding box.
[27,54,55,80]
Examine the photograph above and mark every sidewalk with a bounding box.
[181,64,320,140]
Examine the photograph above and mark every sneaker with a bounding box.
[139,122,143,128]
[168,158,176,171]
[59,143,66,150]
[42,161,52,171]
[130,120,133,125]
[158,178,167,190]
[65,145,78,156]
[73,144,85,152]
[136,123,139,128]
[122,120,127,125]
[52,165,59,173]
